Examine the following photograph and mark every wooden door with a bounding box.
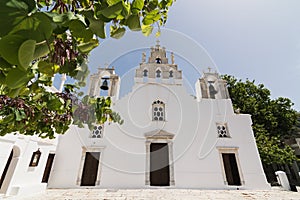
[150,143,170,186]
[0,150,13,189]
[42,154,55,183]
[222,153,241,186]
[81,152,100,186]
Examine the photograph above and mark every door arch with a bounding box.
[0,146,20,194]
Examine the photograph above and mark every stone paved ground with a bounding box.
[2,188,300,200]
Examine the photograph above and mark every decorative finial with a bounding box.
[171,52,175,64]
[104,63,109,69]
[142,52,146,63]
[156,39,160,48]
[207,67,212,72]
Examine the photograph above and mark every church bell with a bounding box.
[100,78,109,90]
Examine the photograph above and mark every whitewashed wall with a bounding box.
[0,134,57,196]
[49,82,270,190]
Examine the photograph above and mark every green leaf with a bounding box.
[69,19,86,37]
[19,87,30,96]
[107,0,122,6]
[69,20,93,41]
[47,95,63,110]
[78,39,99,53]
[0,56,12,70]
[132,0,144,14]
[15,109,26,121]
[101,2,123,19]
[51,12,77,23]
[110,27,126,39]
[81,10,106,38]
[142,10,161,25]
[38,73,52,83]
[0,0,28,37]
[89,18,106,39]
[141,25,153,36]
[33,42,49,59]
[9,12,53,42]
[7,87,22,97]
[5,67,31,89]
[18,39,36,70]
[0,72,6,84]
[80,0,91,7]
[1,114,14,124]
[121,1,130,17]
[0,34,25,66]
[23,0,36,12]
[38,61,60,76]
[126,14,141,31]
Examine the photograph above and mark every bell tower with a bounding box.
[88,67,120,100]
[135,40,182,85]
[195,68,230,101]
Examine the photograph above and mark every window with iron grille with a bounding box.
[152,100,165,121]
[217,123,229,138]
[91,125,103,138]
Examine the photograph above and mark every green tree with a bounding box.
[289,112,300,140]
[0,0,174,138]
[222,75,298,165]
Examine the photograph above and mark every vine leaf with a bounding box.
[78,39,99,54]
[141,25,153,36]
[18,39,36,70]
[127,14,141,31]
[131,0,144,14]
[110,27,126,39]
[5,67,32,90]
[0,34,25,66]
[33,42,49,59]
[89,18,106,39]
[9,13,53,42]
[101,2,123,19]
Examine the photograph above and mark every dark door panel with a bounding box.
[150,143,170,186]
[222,153,241,186]
[81,152,100,186]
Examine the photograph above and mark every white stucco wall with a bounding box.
[0,134,57,196]
[49,81,270,190]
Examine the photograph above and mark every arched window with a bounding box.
[156,69,161,78]
[169,70,173,78]
[156,57,161,64]
[143,69,148,77]
[152,100,165,121]
[209,83,217,99]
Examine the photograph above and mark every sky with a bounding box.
[85,0,300,111]
[165,0,300,111]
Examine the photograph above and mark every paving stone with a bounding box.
[2,188,300,200]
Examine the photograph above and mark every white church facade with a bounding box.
[0,43,270,197]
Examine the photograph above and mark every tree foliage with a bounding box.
[289,112,300,140]
[0,0,174,138]
[223,75,298,165]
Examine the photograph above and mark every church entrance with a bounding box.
[150,143,170,186]
[222,153,241,186]
[80,152,100,186]
[42,154,55,183]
